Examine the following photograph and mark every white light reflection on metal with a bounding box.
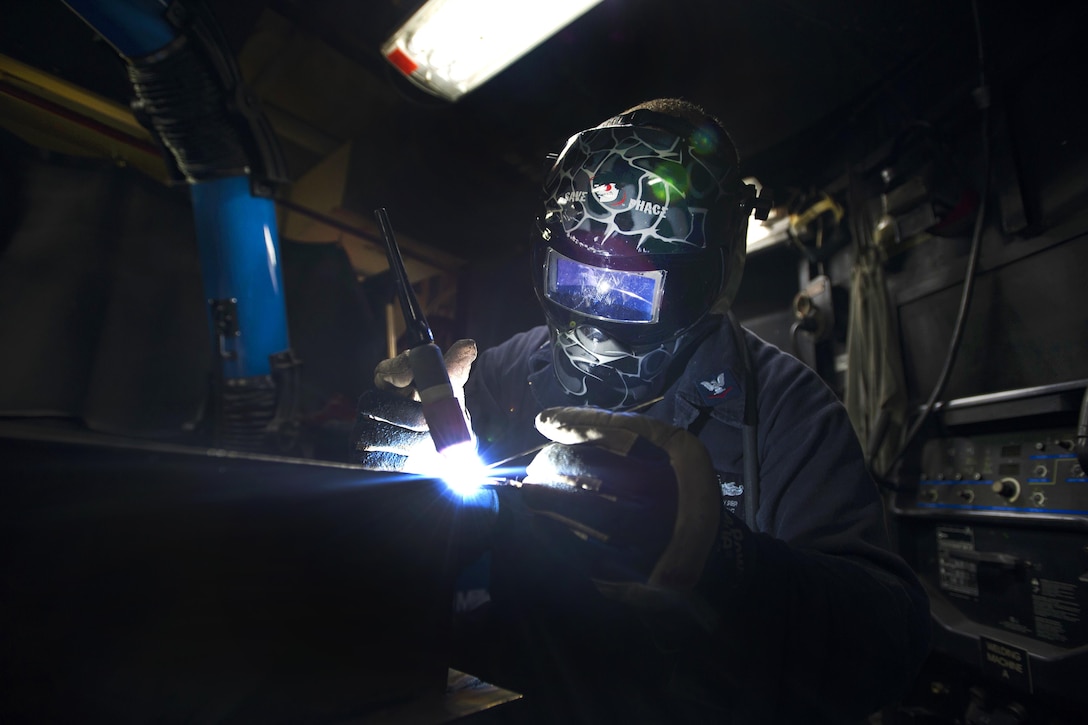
[263,225,280,295]
[381,0,604,101]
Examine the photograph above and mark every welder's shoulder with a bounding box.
[476,326,550,373]
[464,325,549,405]
[742,328,862,457]
[745,328,841,406]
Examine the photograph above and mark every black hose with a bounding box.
[127,35,250,182]
[1076,385,1088,470]
[880,133,990,481]
[879,0,992,483]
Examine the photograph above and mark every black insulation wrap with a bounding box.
[218,377,279,451]
[127,35,250,182]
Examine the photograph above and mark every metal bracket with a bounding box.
[746,183,774,221]
[209,297,239,359]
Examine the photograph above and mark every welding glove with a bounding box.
[373,338,477,397]
[518,406,722,611]
[353,339,477,471]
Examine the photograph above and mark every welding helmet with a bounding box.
[531,107,756,408]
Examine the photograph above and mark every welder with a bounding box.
[353,98,930,723]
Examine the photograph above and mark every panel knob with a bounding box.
[992,477,1021,502]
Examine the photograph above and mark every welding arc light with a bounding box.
[381,0,605,101]
[401,437,491,496]
[438,439,492,497]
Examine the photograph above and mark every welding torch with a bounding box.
[376,207,473,455]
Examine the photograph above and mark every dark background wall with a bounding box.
[1,0,1085,451]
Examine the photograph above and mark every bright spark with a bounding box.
[438,440,492,497]
[403,439,492,497]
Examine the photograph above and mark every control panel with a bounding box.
[892,418,1088,715]
[898,428,1087,517]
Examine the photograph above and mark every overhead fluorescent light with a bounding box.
[381,0,604,101]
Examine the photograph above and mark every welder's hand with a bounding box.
[520,407,721,609]
[352,388,432,471]
[354,339,477,471]
[374,338,477,399]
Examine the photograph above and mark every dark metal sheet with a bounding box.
[0,424,483,723]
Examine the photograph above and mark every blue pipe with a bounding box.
[191,177,289,377]
[62,0,292,379]
[62,0,174,58]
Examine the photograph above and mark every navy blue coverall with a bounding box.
[451,317,931,724]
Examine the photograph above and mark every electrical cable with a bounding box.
[844,160,897,479]
[878,0,991,483]
[1075,385,1088,470]
[789,319,805,358]
[727,311,760,531]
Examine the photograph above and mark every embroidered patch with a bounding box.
[697,368,740,406]
[720,480,744,497]
[716,472,745,516]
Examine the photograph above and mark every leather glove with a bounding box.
[519,406,721,609]
[353,339,477,471]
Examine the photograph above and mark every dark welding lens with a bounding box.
[544,249,664,323]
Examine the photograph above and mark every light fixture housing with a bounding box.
[381,0,604,101]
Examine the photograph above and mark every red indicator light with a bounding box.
[386,48,419,75]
